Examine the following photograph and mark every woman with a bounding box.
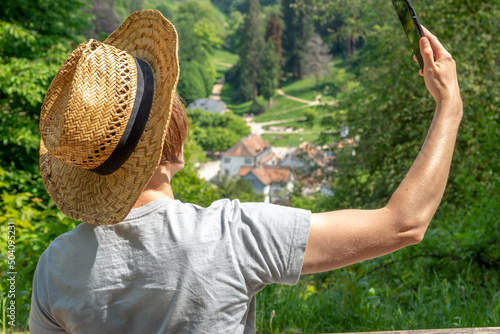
[29,10,462,334]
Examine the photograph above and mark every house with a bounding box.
[331,137,357,156]
[220,134,277,177]
[240,166,294,204]
[281,141,335,174]
[280,141,338,196]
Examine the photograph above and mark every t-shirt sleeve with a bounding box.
[225,200,311,292]
[29,252,68,334]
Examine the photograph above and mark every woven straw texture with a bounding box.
[39,10,179,225]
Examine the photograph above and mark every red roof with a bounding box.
[239,166,253,177]
[295,141,327,168]
[224,135,271,157]
[260,153,275,165]
[334,138,357,149]
[248,166,291,185]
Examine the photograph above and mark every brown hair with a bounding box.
[160,92,189,165]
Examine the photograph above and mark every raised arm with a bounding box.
[302,27,463,274]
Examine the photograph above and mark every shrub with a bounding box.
[249,101,265,115]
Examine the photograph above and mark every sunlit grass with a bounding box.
[256,265,500,333]
[212,49,239,66]
[261,133,319,147]
[212,49,239,76]
[281,75,324,101]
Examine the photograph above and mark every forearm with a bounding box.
[385,98,463,239]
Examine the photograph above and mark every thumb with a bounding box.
[420,37,434,68]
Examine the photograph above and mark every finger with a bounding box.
[413,54,418,63]
[420,26,450,60]
[420,37,435,68]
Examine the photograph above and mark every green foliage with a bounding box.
[187,108,251,151]
[286,2,500,331]
[171,138,221,207]
[302,33,332,89]
[281,0,315,79]
[258,40,279,103]
[237,0,264,102]
[213,175,264,202]
[1,170,80,329]
[0,0,92,45]
[177,60,216,102]
[344,0,498,210]
[303,108,316,125]
[249,100,265,115]
[175,1,226,54]
[225,10,245,52]
[173,1,223,103]
[256,264,500,333]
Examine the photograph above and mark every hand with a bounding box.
[413,27,461,106]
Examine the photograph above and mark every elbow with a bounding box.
[385,207,431,246]
[400,226,426,245]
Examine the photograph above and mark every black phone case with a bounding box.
[404,0,425,39]
[392,0,426,69]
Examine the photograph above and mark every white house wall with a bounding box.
[255,147,273,165]
[220,156,253,176]
[263,184,270,203]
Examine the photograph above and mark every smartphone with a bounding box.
[391,0,426,69]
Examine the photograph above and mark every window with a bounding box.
[223,157,230,163]
[245,158,252,164]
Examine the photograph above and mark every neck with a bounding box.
[133,185,174,208]
[133,164,177,208]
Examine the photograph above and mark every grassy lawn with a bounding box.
[212,49,239,75]
[262,119,324,132]
[212,49,239,65]
[256,262,500,333]
[219,82,267,116]
[261,132,319,147]
[254,99,308,122]
[281,75,324,101]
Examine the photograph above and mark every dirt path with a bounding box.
[276,88,322,105]
[244,117,307,136]
[209,75,225,100]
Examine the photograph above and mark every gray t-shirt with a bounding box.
[29,198,311,334]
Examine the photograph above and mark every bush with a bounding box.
[249,101,265,115]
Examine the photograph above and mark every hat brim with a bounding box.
[40,10,179,225]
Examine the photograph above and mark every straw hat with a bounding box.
[39,10,179,225]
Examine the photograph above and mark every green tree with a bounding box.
[187,109,251,151]
[173,1,221,102]
[89,0,121,38]
[171,138,221,207]
[281,0,314,79]
[175,0,226,54]
[258,40,279,107]
[327,0,368,59]
[238,0,264,102]
[265,12,282,78]
[302,33,332,90]
[303,108,317,127]
[214,175,264,202]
